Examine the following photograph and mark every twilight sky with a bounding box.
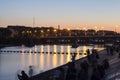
[0,0,120,32]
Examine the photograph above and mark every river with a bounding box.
[0,44,104,80]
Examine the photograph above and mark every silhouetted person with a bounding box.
[78,60,89,80]
[80,60,89,72]
[91,67,101,80]
[106,47,110,55]
[54,69,61,80]
[110,47,114,55]
[102,59,110,69]
[18,70,29,80]
[94,49,99,59]
[86,49,91,61]
[65,62,76,80]
[97,64,105,78]
[28,65,33,77]
[71,53,76,62]
[78,68,88,80]
[91,53,98,67]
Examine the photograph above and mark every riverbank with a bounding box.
[29,50,103,80]
[29,48,120,80]
[29,53,88,80]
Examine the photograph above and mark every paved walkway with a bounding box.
[102,52,120,80]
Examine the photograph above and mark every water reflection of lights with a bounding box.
[53,45,57,67]
[34,45,37,52]
[47,45,50,68]
[40,45,44,70]
[0,44,105,80]
[60,45,64,64]
[40,45,44,52]
[29,49,32,65]
[21,45,103,73]
[83,46,87,57]
[67,45,71,62]
[60,45,64,53]
[21,51,25,67]
[76,47,80,59]
[53,45,57,53]
[21,44,25,53]
[34,53,37,66]
[21,45,25,67]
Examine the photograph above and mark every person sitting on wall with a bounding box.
[18,70,29,80]
[28,65,34,77]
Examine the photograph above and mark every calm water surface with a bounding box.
[0,44,104,80]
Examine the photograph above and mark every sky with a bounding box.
[0,0,120,32]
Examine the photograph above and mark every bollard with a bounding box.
[84,53,87,55]
[79,53,82,55]
[62,52,64,54]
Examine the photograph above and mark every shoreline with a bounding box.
[29,49,105,80]
[29,48,120,80]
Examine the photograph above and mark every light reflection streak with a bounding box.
[29,49,32,65]
[53,45,57,53]
[61,45,64,53]
[21,45,25,67]
[34,45,37,52]
[47,45,50,68]
[76,47,80,59]
[83,46,87,57]
[21,45,25,53]
[40,45,44,52]
[67,45,71,62]
[40,45,44,70]
[60,45,64,64]
[21,52,25,68]
[34,53,37,66]
[53,45,57,67]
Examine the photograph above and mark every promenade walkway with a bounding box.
[29,48,120,80]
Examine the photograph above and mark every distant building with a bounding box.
[86,29,96,36]
[97,30,115,36]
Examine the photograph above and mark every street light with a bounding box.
[83,27,87,36]
[47,29,50,32]
[34,30,37,33]
[41,30,43,33]
[40,30,44,37]
[53,29,57,37]
[67,28,71,36]
[53,29,57,32]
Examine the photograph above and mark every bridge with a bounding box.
[38,35,120,44]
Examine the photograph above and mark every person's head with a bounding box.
[21,70,25,74]
[29,65,32,69]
